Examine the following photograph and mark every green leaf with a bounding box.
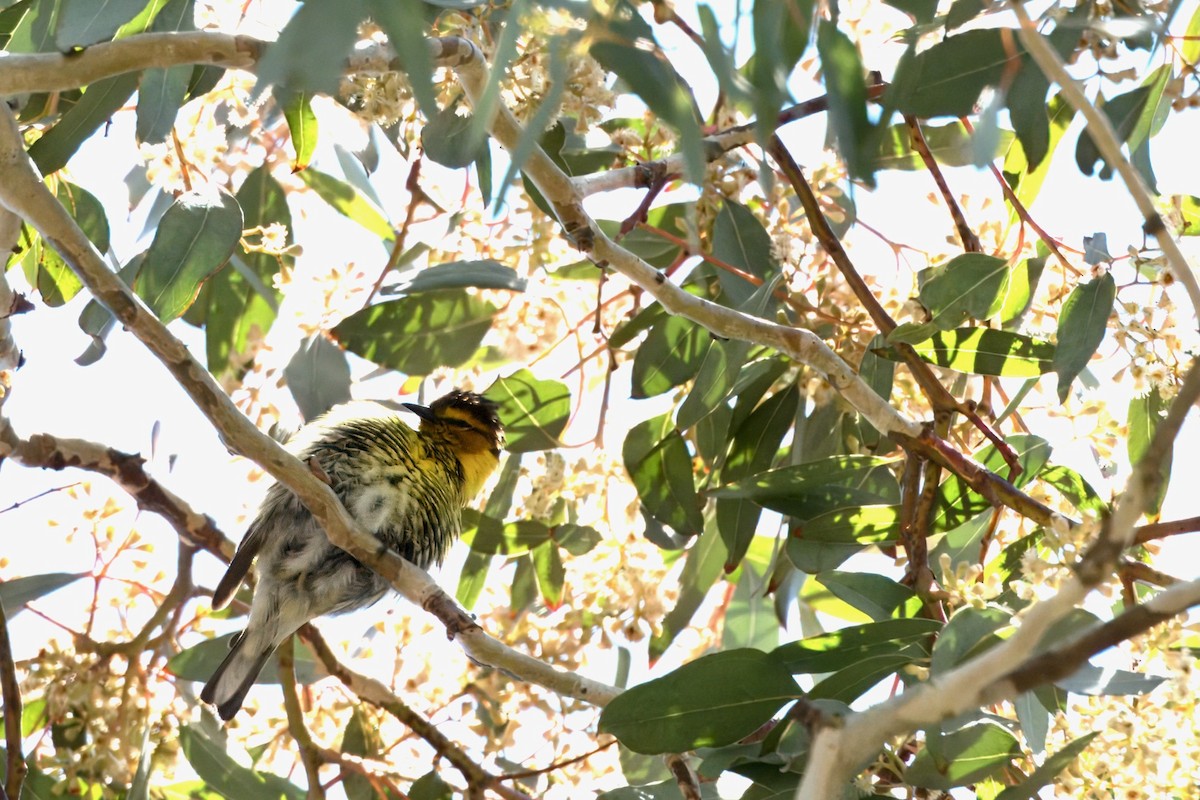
[423,102,490,170]
[1056,663,1166,696]
[29,72,141,175]
[677,339,742,430]
[342,708,396,800]
[180,725,307,800]
[793,503,900,547]
[887,29,1020,118]
[913,253,1010,333]
[623,413,704,536]
[875,121,1015,171]
[748,0,814,144]
[905,721,1020,789]
[817,19,874,184]
[808,652,915,702]
[136,190,243,322]
[409,771,454,800]
[908,327,1056,377]
[37,181,109,307]
[774,618,939,673]
[994,733,1099,800]
[367,0,437,118]
[137,65,191,144]
[998,256,1046,327]
[284,336,351,422]
[1076,65,1172,185]
[485,370,570,452]
[0,572,88,615]
[279,90,317,170]
[598,649,800,754]
[296,168,395,243]
[461,515,552,556]
[651,518,728,659]
[590,40,705,183]
[715,455,900,519]
[1003,94,1074,213]
[807,571,920,622]
[631,315,712,398]
[255,0,365,95]
[332,291,498,375]
[1127,387,1172,516]
[723,565,779,651]
[403,260,527,294]
[1053,273,1115,402]
[56,0,149,48]
[711,201,778,307]
[556,523,603,556]
[531,539,565,609]
[168,635,325,686]
[1037,465,1107,516]
[931,605,1010,673]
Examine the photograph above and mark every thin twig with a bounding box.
[664,753,702,800]
[0,595,25,800]
[904,116,982,253]
[278,640,327,800]
[1134,514,1200,545]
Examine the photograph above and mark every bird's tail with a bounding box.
[199,628,278,721]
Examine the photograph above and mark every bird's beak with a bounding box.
[402,402,436,422]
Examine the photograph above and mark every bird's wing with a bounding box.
[210,518,267,610]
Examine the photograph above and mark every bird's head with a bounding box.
[405,391,504,496]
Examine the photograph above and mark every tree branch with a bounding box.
[0,32,261,94]
[5,432,232,560]
[0,594,24,800]
[278,640,326,800]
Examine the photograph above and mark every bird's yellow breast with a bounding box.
[457,447,500,500]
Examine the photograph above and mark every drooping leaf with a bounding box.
[485,370,571,452]
[817,19,875,184]
[908,253,1010,336]
[931,606,1011,674]
[1053,273,1116,402]
[296,168,395,243]
[677,339,743,430]
[994,733,1099,800]
[623,413,705,536]
[1127,387,1172,516]
[194,165,288,377]
[651,518,728,659]
[0,572,88,615]
[1056,664,1166,696]
[711,201,778,307]
[748,0,814,144]
[998,257,1046,327]
[367,0,437,117]
[598,649,800,754]
[279,90,318,171]
[591,40,705,183]
[422,101,490,169]
[631,316,712,398]
[875,121,1015,171]
[284,336,352,422]
[136,190,243,322]
[808,652,916,702]
[29,72,141,175]
[255,0,367,95]
[805,571,921,622]
[137,65,192,144]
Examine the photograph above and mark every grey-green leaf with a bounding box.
[1052,273,1115,402]
[598,649,800,754]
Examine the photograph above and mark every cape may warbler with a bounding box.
[201,391,503,720]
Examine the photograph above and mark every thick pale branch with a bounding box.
[0,32,262,95]
[1009,1,1200,314]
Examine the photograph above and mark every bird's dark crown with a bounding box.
[426,391,504,449]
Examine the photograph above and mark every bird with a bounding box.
[200,390,504,720]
